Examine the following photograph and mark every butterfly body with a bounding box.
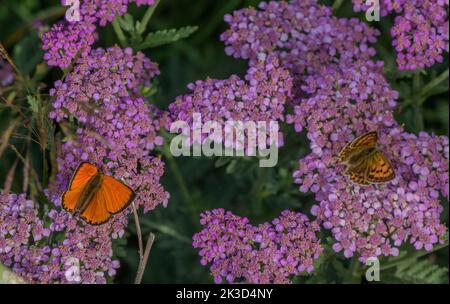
[72,172,104,216]
[344,146,378,166]
[338,131,395,185]
[62,162,135,225]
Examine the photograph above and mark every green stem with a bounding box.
[163,144,191,205]
[251,168,268,212]
[412,72,424,132]
[138,0,160,34]
[332,0,345,11]
[380,241,449,271]
[162,137,198,223]
[4,6,66,48]
[344,256,361,283]
[419,69,449,104]
[191,0,242,45]
[112,17,127,47]
[0,264,26,284]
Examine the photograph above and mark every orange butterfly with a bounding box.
[338,131,395,185]
[62,162,135,225]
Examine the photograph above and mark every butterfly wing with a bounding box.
[101,176,135,214]
[61,186,84,213]
[79,175,135,225]
[345,158,371,185]
[349,131,378,148]
[338,131,378,163]
[79,188,111,225]
[62,162,98,212]
[365,150,395,183]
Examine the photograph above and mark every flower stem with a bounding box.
[112,17,127,47]
[251,167,268,212]
[134,233,155,284]
[419,68,449,104]
[344,256,361,283]
[132,202,144,260]
[138,0,160,34]
[3,158,19,194]
[332,0,345,11]
[163,144,191,204]
[412,71,424,132]
[4,6,66,48]
[162,140,198,223]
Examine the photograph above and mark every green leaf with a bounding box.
[137,26,198,50]
[394,259,448,284]
[140,83,158,99]
[225,159,238,174]
[419,69,449,103]
[12,31,43,75]
[215,157,232,168]
[27,95,38,114]
[119,13,135,32]
[142,221,191,244]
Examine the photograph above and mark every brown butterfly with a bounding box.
[62,162,135,225]
[338,131,395,185]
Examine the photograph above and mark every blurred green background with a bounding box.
[0,0,448,283]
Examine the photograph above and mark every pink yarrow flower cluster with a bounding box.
[168,55,292,150]
[42,0,157,69]
[5,0,167,285]
[352,0,449,70]
[221,0,379,100]
[193,209,323,284]
[290,62,448,261]
[42,21,97,69]
[7,43,169,284]
[0,192,120,283]
[221,0,449,262]
[62,0,156,26]
[1,46,169,284]
[50,46,159,123]
[50,46,169,219]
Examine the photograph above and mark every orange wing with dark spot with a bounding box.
[345,158,371,185]
[365,151,395,183]
[339,131,378,162]
[62,162,98,212]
